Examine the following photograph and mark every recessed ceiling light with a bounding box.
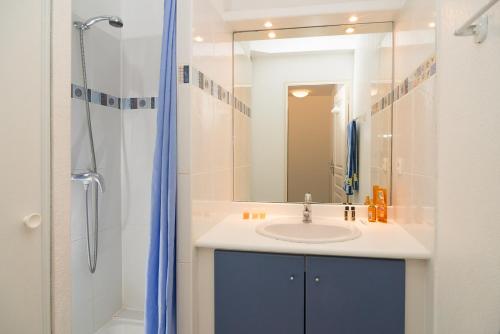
[268,31,276,39]
[291,89,310,98]
[194,36,204,42]
[370,89,378,97]
[264,21,273,28]
[345,27,355,34]
[349,16,358,23]
[428,22,436,28]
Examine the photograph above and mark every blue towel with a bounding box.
[344,120,359,195]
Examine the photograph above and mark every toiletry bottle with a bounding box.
[373,185,380,206]
[350,206,356,221]
[376,189,387,223]
[368,199,377,223]
[344,206,350,221]
[364,196,371,205]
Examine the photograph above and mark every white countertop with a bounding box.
[195,215,432,260]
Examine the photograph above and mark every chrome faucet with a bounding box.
[303,192,312,223]
[71,171,105,192]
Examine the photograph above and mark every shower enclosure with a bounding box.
[70,1,162,333]
[72,15,123,274]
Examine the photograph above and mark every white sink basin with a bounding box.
[256,217,361,244]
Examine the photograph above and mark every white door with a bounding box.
[287,91,334,203]
[332,85,349,204]
[0,0,51,333]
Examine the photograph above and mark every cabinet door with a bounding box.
[306,256,405,334]
[215,251,305,334]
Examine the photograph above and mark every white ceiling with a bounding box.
[222,0,406,31]
[225,0,405,12]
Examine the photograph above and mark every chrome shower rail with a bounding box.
[455,0,500,44]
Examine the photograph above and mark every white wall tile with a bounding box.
[177,174,193,263]
[122,224,149,310]
[390,2,437,332]
[392,0,436,251]
[121,36,162,97]
[71,1,123,328]
[178,84,192,174]
[71,22,122,95]
[177,262,194,334]
[72,296,94,334]
[393,96,414,175]
[120,0,163,40]
[121,111,156,228]
[412,77,435,177]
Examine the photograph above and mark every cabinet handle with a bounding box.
[289,275,295,281]
[314,276,320,283]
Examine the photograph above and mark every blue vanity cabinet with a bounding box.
[215,251,405,334]
[215,250,305,334]
[306,256,405,334]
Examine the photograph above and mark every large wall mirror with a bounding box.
[233,23,393,204]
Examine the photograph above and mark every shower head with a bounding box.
[74,15,124,30]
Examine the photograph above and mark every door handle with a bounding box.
[23,213,42,229]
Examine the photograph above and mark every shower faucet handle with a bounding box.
[71,171,105,193]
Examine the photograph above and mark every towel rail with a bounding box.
[455,0,500,44]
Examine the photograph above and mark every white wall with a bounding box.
[434,0,500,332]
[251,52,354,202]
[176,1,235,334]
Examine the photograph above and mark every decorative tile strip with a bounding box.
[179,64,251,118]
[371,54,436,115]
[71,84,156,110]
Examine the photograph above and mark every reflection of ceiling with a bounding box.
[288,84,337,97]
[247,35,359,54]
[234,32,391,56]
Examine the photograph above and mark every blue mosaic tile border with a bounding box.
[180,65,251,118]
[71,84,156,110]
[371,55,436,114]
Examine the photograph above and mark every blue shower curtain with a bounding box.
[145,0,177,333]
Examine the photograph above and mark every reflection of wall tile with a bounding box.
[181,65,251,118]
[371,106,392,193]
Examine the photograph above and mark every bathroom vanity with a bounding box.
[194,213,431,334]
[215,250,405,334]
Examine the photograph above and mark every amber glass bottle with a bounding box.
[376,189,387,223]
[368,200,377,223]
